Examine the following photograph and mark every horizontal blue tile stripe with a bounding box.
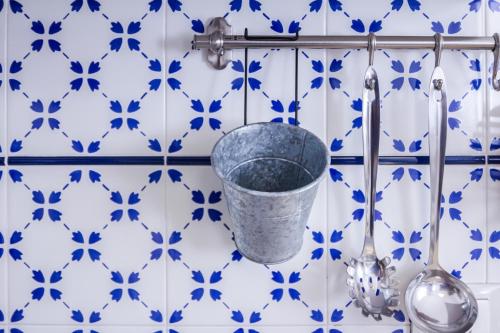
[167,155,486,166]
[0,155,490,166]
[167,156,212,165]
[489,156,500,164]
[8,156,164,165]
[331,155,486,165]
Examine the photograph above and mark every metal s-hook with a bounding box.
[493,33,500,91]
[433,33,444,90]
[434,33,444,68]
[368,33,376,67]
[365,33,377,90]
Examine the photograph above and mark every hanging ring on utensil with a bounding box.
[433,33,444,90]
[493,33,500,91]
[368,33,376,67]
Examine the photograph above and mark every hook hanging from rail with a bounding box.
[432,33,444,91]
[434,33,443,68]
[368,33,376,67]
[493,33,500,91]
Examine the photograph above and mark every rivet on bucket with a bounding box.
[211,122,328,264]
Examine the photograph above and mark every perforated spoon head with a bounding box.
[347,255,400,320]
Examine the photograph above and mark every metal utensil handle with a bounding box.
[427,67,447,267]
[361,66,380,256]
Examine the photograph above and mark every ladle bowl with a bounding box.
[405,268,478,332]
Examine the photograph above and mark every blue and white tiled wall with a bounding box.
[1,0,500,332]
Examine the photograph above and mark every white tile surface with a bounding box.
[6,0,165,155]
[0,4,5,157]
[487,164,500,282]
[330,326,409,333]
[165,0,244,156]
[168,327,324,333]
[0,167,6,323]
[486,3,500,289]
[166,166,327,326]
[245,1,326,142]
[4,327,163,333]
[487,3,500,154]
[166,0,328,155]
[7,166,166,325]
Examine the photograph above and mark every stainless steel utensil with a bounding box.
[405,34,478,333]
[347,34,399,320]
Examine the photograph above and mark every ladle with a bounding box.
[405,33,478,333]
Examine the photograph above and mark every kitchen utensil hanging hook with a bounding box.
[368,33,376,66]
[433,33,444,90]
[493,33,500,91]
[434,33,443,68]
[365,33,377,90]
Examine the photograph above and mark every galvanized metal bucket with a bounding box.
[211,122,328,264]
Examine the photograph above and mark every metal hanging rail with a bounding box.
[191,17,500,92]
[193,34,496,51]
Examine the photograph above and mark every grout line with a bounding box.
[486,142,490,283]
[3,3,9,323]
[1,155,497,166]
[484,0,490,284]
[324,2,330,324]
[164,0,170,322]
[163,0,168,167]
[3,1,7,158]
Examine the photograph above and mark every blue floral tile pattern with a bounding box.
[7,166,166,325]
[488,164,500,282]
[0,5,5,155]
[0,166,7,321]
[6,0,164,155]
[166,166,327,326]
[0,0,499,332]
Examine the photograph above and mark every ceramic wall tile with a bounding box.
[244,2,327,142]
[168,327,325,333]
[166,166,327,326]
[3,327,163,333]
[166,0,327,156]
[487,3,500,155]
[0,3,5,156]
[327,163,486,325]
[6,0,165,156]
[0,0,499,332]
[327,0,486,156]
[6,166,166,325]
[165,0,244,156]
[0,167,7,324]
[487,163,500,282]
[329,326,409,333]
[486,3,500,287]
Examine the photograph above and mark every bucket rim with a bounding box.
[211,122,329,197]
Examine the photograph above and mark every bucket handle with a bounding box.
[242,29,300,126]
